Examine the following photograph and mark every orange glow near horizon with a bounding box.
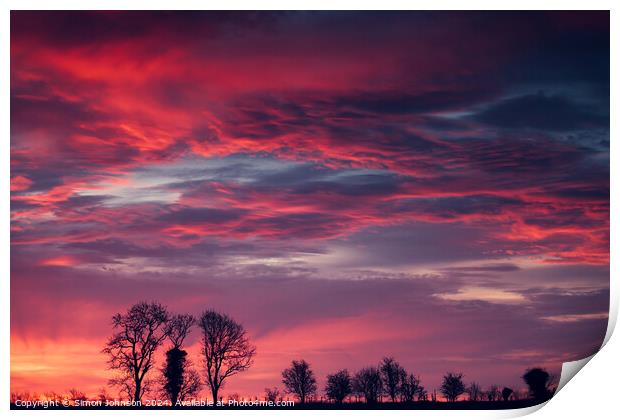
[11,338,109,397]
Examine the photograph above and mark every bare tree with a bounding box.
[380,357,405,402]
[353,367,382,404]
[97,388,112,403]
[109,373,156,400]
[68,388,87,404]
[325,369,352,404]
[466,382,482,401]
[399,372,422,403]
[440,372,465,402]
[161,314,196,405]
[282,359,317,403]
[43,391,63,402]
[178,368,202,402]
[418,387,428,401]
[167,314,195,348]
[11,391,34,404]
[264,387,280,402]
[108,373,133,399]
[522,367,554,401]
[103,301,170,402]
[227,393,241,402]
[199,310,256,402]
[486,384,500,401]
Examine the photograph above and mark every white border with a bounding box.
[2,2,616,420]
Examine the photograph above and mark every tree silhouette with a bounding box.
[162,314,196,405]
[177,368,202,402]
[418,387,428,401]
[199,310,256,402]
[264,387,281,402]
[440,372,465,402]
[167,314,195,348]
[103,301,170,402]
[466,382,482,401]
[282,359,317,403]
[522,367,554,401]
[380,357,405,402]
[325,369,352,404]
[97,388,112,403]
[502,387,514,401]
[68,388,86,404]
[399,372,422,403]
[353,367,382,404]
[160,353,202,404]
[486,384,500,401]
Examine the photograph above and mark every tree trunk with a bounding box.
[134,381,141,402]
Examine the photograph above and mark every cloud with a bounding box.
[473,92,608,131]
[541,313,608,323]
[444,263,521,273]
[435,286,526,304]
[159,206,248,224]
[39,255,80,267]
[10,175,32,192]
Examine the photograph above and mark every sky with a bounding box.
[10,11,609,400]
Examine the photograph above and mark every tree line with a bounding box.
[11,301,556,406]
[275,358,554,405]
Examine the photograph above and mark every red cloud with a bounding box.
[39,255,79,267]
[10,175,32,192]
